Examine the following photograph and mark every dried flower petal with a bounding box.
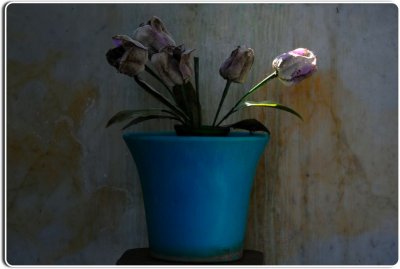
[106,37,148,77]
[151,46,194,87]
[106,46,125,69]
[132,16,176,55]
[112,35,147,50]
[151,51,183,87]
[179,48,195,82]
[119,46,148,76]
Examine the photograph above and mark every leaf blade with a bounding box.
[106,109,166,127]
[240,100,303,120]
[134,76,189,122]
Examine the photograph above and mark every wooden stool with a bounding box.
[116,248,264,265]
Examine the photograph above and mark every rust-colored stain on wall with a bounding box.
[244,71,397,264]
[6,50,115,264]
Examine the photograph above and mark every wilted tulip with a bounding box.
[219,46,255,83]
[272,48,317,86]
[151,45,195,87]
[132,16,176,56]
[106,35,148,77]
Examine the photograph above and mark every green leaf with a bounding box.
[134,76,189,122]
[226,119,270,134]
[239,100,303,120]
[106,109,166,127]
[122,115,180,130]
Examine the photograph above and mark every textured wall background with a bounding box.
[6,3,398,265]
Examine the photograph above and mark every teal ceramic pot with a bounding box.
[123,132,269,262]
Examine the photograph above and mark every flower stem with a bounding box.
[216,71,277,126]
[212,80,232,126]
[194,57,202,127]
[180,84,193,125]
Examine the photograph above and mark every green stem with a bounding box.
[194,57,200,101]
[212,80,232,126]
[181,84,193,125]
[216,71,278,126]
[194,57,202,127]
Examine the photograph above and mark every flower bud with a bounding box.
[132,16,176,55]
[219,46,255,83]
[272,48,317,86]
[106,35,148,77]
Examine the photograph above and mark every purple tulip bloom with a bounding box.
[272,48,317,86]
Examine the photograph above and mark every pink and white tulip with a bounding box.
[272,48,317,86]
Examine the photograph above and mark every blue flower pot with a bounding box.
[123,132,269,262]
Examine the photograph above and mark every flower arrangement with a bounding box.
[106,16,317,136]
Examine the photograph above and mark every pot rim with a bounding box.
[123,131,269,142]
